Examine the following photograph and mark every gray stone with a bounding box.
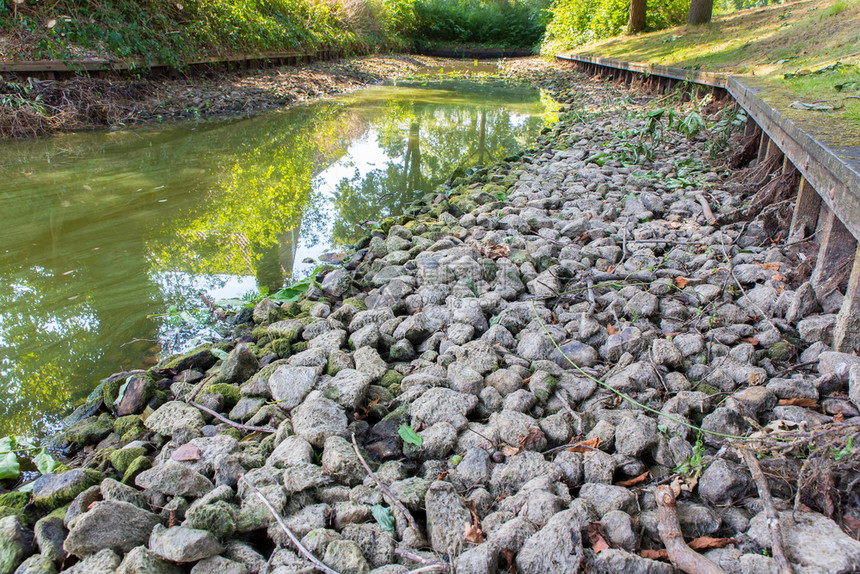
[392,313,430,342]
[100,477,147,508]
[551,340,599,369]
[455,542,499,574]
[291,391,348,448]
[490,451,559,495]
[819,351,860,381]
[322,270,352,298]
[31,468,101,509]
[281,462,331,494]
[615,416,657,457]
[135,461,213,497]
[447,362,484,395]
[224,540,266,574]
[220,344,259,384]
[651,339,684,369]
[115,546,181,574]
[798,314,837,344]
[748,510,860,573]
[190,556,249,574]
[698,459,750,505]
[268,366,319,411]
[411,387,478,430]
[583,450,616,484]
[0,516,33,574]
[602,510,637,552]
[321,436,364,486]
[516,508,586,574]
[148,525,223,563]
[353,347,386,381]
[33,517,65,565]
[64,501,161,557]
[183,500,237,539]
[307,329,347,353]
[321,369,371,411]
[578,484,636,517]
[425,481,471,555]
[12,555,56,574]
[322,541,370,574]
[517,331,553,361]
[144,401,205,436]
[591,549,674,574]
[62,549,121,574]
[268,435,315,467]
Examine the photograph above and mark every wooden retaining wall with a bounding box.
[558,53,860,352]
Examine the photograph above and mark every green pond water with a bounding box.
[0,73,557,439]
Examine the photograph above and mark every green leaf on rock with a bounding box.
[211,348,229,360]
[371,504,395,534]
[398,424,423,448]
[0,451,20,480]
[34,449,60,475]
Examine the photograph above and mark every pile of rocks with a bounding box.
[2,64,859,574]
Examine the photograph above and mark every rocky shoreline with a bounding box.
[2,60,860,574]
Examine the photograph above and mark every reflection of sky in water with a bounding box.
[0,78,554,438]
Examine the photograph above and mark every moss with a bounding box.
[65,415,113,447]
[121,455,152,485]
[110,447,147,474]
[204,383,241,409]
[34,468,102,509]
[102,377,124,412]
[0,492,30,511]
[47,504,69,521]
[184,501,237,539]
[251,325,270,341]
[159,344,215,371]
[768,340,794,362]
[342,297,367,311]
[379,370,403,388]
[292,341,309,353]
[219,427,243,441]
[282,301,303,318]
[113,415,142,437]
[267,338,292,358]
[299,299,318,313]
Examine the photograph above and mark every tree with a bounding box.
[687,0,713,25]
[628,0,646,33]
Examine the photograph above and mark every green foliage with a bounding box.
[408,0,551,49]
[0,435,59,482]
[398,423,423,447]
[371,504,396,533]
[542,0,688,52]
[833,435,853,462]
[674,434,705,478]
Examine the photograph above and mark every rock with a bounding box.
[490,451,559,495]
[322,540,370,574]
[651,339,684,369]
[798,314,837,344]
[447,362,484,395]
[219,344,259,384]
[64,501,161,557]
[322,270,352,298]
[321,436,364,486]
[698,459,750,505]
[517,331,553,361]
[748,510,860,573]
[551,341,598,369]
[353,347,387,381]
[614,416,657,457]
[115,546,181,574]
[33,517,65,565]
[64,416,113,447]
[111,446,147,474]
[63,549,121,574]
[392,313,430,342]
[321,369,372,411]
[411,387,478,430]
[819,351,860,381]
[591,548,673,574]
[601,511,637,552]
[0,516,33,574]
[578,484,636,518]
[116,376,157,416]
[516,508,587,573]
[183,501,237,539]
[148,525,223,563]
[268,366,319,411]
[291,391,348,448]
[32,469,102,509]
[101,477,147,508]
[190,556,249,574]
[454,542,499,574]
[135,461,213,497]
[143,402,205,436]
[425,481,471,555]
[12,555,56,574]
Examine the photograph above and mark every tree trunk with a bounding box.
[687,0,713,25]
[628,0,646,34]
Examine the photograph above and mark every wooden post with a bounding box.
[757,132,770,161]
[810,205,857,314]
[834,243,860,352]
[788,177,821,243]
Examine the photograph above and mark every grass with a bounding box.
[560,0,860,140]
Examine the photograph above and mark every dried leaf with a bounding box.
[615,471,650,487]
[674,276,689,289]
[742,337,760,346]
[501,548,516,574]
[501,445,521,457]
[518,426,545,450]
[171,443,201,462]
[464,523,485,544]
[778,398,819,408]
[748,372,764,385]
[607,324,619,335]
[588,522,611,554]
[567,437,601,453]
[834,412,845,423]
[688,537,737,550]
[640,548,669,560]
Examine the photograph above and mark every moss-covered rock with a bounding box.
[342,297,366,311]
[292,341,308,354]
[204,383,241,409]
[121,455,152,485]
[65,415,113,448]
[110,447,147,474]
[158,345,217,372]
[379,370,403,389]
[251,325,270,341]
[32,468,102,509]
[113,415,142,437]
[768,340,794,362]
[266,338,292,358]
[183,500,237,539]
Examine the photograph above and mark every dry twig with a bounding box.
[655,486,726,574]
[740,449,795,574]
[189,400,276,433]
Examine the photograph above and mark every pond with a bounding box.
[0,71,558,439]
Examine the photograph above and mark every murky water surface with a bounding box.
[0,69,557,438]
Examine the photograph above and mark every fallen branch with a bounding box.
[695,193,717,225]
[186,374,217,403]
[189,400,276,434]
[240,478,342,574]
[740,449,795,574]
[655,486,726,574]
[395,548,449,572]
[351,434,419,531]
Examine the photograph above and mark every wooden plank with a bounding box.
[555,53,727,89]
[834,242,860,352]
[788,177,821,243]
[810,205,857,313]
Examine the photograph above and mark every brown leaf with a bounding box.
[688,537,737,550]
[501,445,522,457]
[567,437,602,453]
[615,471,650,487]
[501,548,516,574]
[171,443,201,462]
[607,324,619,335]
[674,276,689,289]
[588,522,611,554]
[834,412,845,423]
[778,398,819,408]
[760,262,780,270]
[519,426,545,450]
[464,523,485,544]
[742,337,760,346]
[640,548,669,560]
